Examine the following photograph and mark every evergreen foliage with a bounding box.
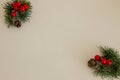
[94,47,120,80]
[3,0,32,28]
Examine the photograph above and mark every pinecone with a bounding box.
[88,58,97,67]
[14,20,21,28]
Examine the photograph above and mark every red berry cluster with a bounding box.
[94,55,112,66]
[11,1,29,17]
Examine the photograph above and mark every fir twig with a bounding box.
[93,46,120,79]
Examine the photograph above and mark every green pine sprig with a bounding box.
[3,0,32,28]
[94,46,120,80]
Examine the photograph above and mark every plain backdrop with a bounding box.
[0,0,120,80]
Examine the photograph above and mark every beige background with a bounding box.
[0,0,120,80]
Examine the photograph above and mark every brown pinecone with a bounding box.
[88,58,97,67]
[14,20,22,28]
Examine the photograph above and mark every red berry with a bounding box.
[106,60,112,66]
[13,6,18,10]
[20,6,25,12]
[12,2,19,10]
[11,11,16,17]
[24,4,29,10]
[95,55,101,61]
[16,1,21,7]
[101,58,107,65]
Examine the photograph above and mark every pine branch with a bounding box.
[3,0,32,28]
[94,46,120,79]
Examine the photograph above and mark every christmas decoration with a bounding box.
[20,6,25,12]
[3,0,32,28]
[88,58,97,67]
[101,58,107,65]
[95,55,101,61]
[14,20,21,28]
[88,46,120,80]
[11,11,16,17]
[106,60,112,66]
